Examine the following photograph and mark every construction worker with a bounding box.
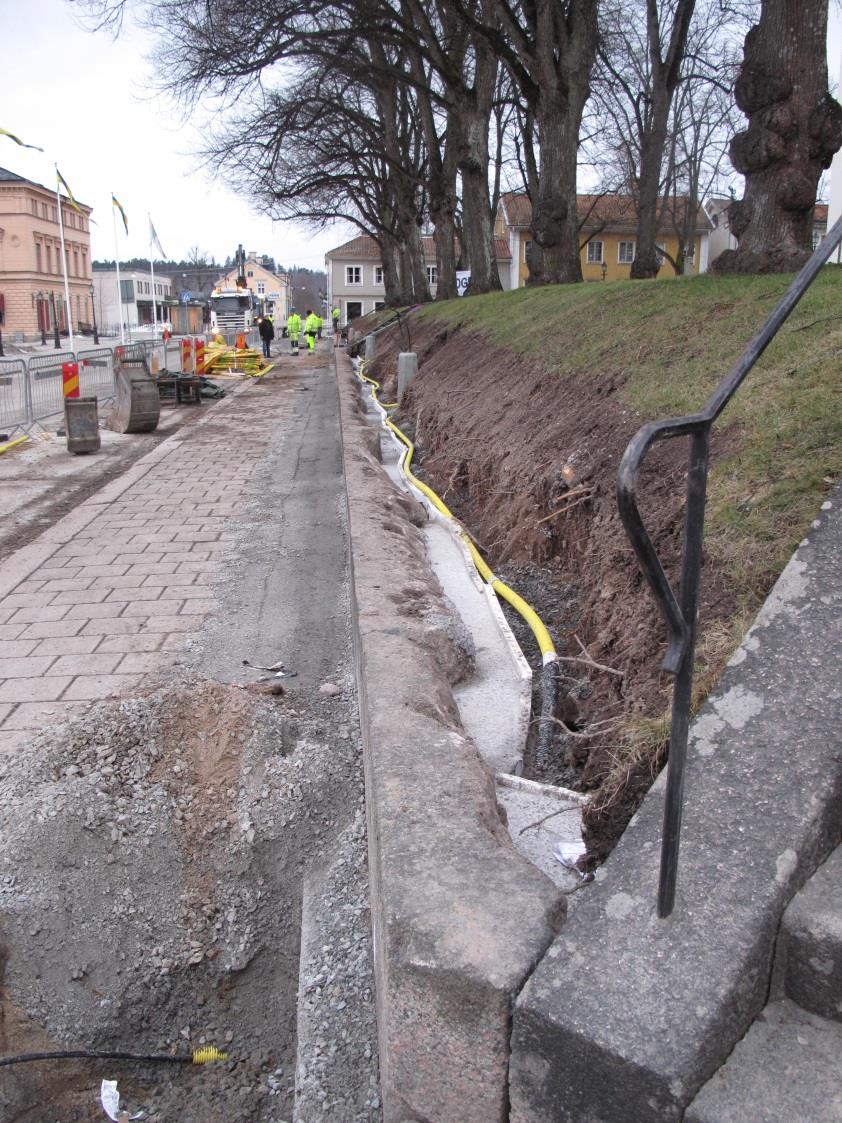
[287,308,302,354]
[332,306,340,332]
[257,315,274,359]
[316,312,324,340]
[210,327,226,348]
[304,309,319,353]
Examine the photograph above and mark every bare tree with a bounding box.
[714,0,842,273]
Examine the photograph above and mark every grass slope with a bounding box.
[417,269,842,625]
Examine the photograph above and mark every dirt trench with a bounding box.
[364,316,739,861]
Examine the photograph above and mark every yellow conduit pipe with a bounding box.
[358,361,557,664]
[0,435,28,456]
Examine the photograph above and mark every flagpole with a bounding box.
[55,177,75,352]
[112,203,125,344]
[150,244,158,341]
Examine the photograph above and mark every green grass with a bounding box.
[416,269,842,610]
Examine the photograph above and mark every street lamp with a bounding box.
[49,291,61,349]
[89,282,99,345]
[35,291,46,345]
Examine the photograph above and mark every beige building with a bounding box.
[325,234,513,322]
[216,252,290,321]
[0,165,94,340]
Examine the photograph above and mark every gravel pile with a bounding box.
[0,676,380,1122]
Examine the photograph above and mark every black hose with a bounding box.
[0,1046,226,1068]
[535,659,562,769]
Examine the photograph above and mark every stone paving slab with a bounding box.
[0,373,298,754]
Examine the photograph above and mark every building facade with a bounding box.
[325,234,513,322]
[496,192,713,284]
[0,166,94,340]
[92,267,177,335]
[216,252,290,322]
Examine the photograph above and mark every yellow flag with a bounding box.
[0,127,43,151]
[112,194,128,235]
[56,166,84,214]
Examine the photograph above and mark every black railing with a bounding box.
[617,214,842,918]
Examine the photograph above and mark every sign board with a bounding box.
[181,291,191,303]
[455,271,471,296]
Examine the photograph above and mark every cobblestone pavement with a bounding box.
[0,370,293,754]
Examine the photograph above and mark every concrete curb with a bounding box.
[335,350,563,1122]
[509,485,842,1121]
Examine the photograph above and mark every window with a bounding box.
[82,251,87,277]
[73,250,79,276]
[346,265,362,286]
[35,241,42,272]
[587,240,603,264]
[46,245,52,273]
[120,279,135,301]
[426,265,438,285]
[257,281,266,294]
[31,198,37,216]
[812,229,823,250]
[374,301,386,311]
[51,206,57,222]
[41,202,48,219]
[247,270,254,277]
[618,241,635,263]
[374,266,384,285]
[346,300,363,320]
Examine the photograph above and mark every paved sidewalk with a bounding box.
[0,361,302,754]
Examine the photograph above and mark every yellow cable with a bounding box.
[356,361,556,662]
[192,1045,228,1065]
[0,435,28,455]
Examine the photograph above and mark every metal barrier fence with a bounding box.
[2,331,256,434]
[0,359,29,436]
[77,349,116,404]
[28,351,76,425]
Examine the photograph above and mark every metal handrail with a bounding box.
[617,213,842,918]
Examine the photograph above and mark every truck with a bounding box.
[208,244,257,337]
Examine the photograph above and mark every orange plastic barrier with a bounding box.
[181,337,193,373]
[61,361,80,398]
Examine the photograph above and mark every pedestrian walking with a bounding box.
[304,309,319,353]
[257,315,274,358]
[287,309,302,354]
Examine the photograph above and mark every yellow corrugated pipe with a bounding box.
[358,361,557,664]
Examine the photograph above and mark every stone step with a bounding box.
[685,999,842,1123]
[777,844,842,1022]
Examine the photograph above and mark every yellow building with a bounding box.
[216,252,290,321]
[496,192,713,285]
[0,165,94,339]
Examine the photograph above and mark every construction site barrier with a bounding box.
[77,349,116,404]
[28,352,77,424]
[0,358,29,436]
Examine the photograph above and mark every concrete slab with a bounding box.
[777,845,842,1021]
[337,351,563,1123]
[495,774,588,894]
[509,484,842,1122]
[685,1000,842,1123]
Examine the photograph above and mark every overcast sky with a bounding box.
[2,0,352,270]
[3,0,842,271]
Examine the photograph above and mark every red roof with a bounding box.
[327,233,511,262]
[500,191,712,234]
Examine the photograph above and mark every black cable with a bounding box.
[0,1045,226,1069]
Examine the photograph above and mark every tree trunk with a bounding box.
[526,0,599,285]
[714,0,842,274]
[457,36,502,293]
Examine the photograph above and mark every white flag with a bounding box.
[148,216,166,258]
